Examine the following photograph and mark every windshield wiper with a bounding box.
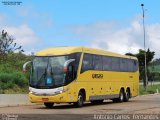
[36,57,56,87]
[36,68,47,86]
[36,58,49,86]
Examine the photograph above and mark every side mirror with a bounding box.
[63,59,75,73]
[23,61,31,73]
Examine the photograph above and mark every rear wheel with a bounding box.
[124,89,130,102]
[74,92,84,107]
[44,103,54,108]
[118,89,125,102]
[112,89,124,103]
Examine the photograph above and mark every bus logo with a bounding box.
[92,74,103,79]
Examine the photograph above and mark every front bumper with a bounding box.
[29,91,69,103]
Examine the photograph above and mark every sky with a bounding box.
[0,0,160,58]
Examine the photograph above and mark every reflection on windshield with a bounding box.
[30,56,68,88]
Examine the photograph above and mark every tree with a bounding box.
[136,49,155,88]
[125,49,155,88]
[136,49,155,67]
[125,52,136,57]
[0,30,24,62]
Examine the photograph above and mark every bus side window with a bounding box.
[120,58,128,72]
[127,59,134,72]
[81,54,93,73]
[70,53,81,79]
[111,57,120,71]
[66,53,81,81]
[102,56,112,71]
[133,60,138,72]
[93,55,102,70]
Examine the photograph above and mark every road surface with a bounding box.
[0,94,160,120]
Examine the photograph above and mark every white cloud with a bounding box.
[72,20,160,58]
[147,23,160,58]
[0,12,41,54]
[4,24,40,46]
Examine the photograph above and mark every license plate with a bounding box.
[42,98,49,102]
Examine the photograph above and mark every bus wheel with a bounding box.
[124,89,130,102]
[91,100,104,104]
[44,102,54,108]
[118,89,124,102]
[74,92,84,107]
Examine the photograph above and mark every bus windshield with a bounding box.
[30,53,81,89]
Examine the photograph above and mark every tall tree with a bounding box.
[0,30,24,62]
[136,49,155,87]
[126,49,155,88]
[136,49,155,67]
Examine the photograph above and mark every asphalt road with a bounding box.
[0,94,160,120]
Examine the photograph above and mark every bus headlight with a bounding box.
[54,87,69,95]
[63,87,70,92]
[29,87,70,96]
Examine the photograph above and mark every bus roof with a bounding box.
[36,46,137,60]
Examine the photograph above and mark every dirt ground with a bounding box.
[0,94,160,120]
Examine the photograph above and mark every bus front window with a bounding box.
[30,56,68,88]
[30,53,81,89]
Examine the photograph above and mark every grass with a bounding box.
[139,84,160,95]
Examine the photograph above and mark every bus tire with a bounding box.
[117,89,125,102]
[124,89,130,102]
[74,91,84,107]
[91,100,104,104]
[44,102,54,108]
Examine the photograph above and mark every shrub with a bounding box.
[150,71,160,81]
[0,72,28,90]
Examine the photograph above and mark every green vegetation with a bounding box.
[151,65,160,72]
[0,30,31,94]
[139,84,160,95]
[0,53,31,94]
[148,62,160,81]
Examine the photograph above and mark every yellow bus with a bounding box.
[23,47,139,108]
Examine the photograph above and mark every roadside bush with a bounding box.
[154,72,160,81]
[0,64,15,73]
[0,72,28,90]
[0,53,31,93]
[150,71,160,81]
